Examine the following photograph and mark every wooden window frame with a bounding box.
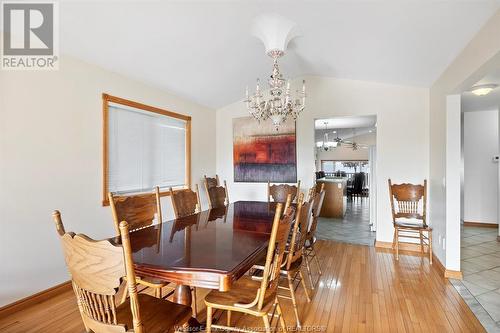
[102,93,191,206]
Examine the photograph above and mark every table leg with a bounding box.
[174,284,192,306]
[175,284,203,331]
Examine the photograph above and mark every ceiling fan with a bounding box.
[317,126,370,151]
[333,128,369,150]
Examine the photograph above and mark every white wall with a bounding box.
[463,109,499,224]
[0,56,216,306]
[446,95,462,271]
[216,76,429,246]
[429,10,500,270]
[316,147,370,170]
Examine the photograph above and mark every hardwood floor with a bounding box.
[0,240,485,333]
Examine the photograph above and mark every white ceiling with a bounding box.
[315,115,377,130]
[315,115,376,143]
[462,68,500,112]
[59,1,500,109]
[315,129,376,144]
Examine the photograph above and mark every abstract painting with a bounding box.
[233,117,297,183]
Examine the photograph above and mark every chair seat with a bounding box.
[138,276,170,288]
[124,276,169,288]
[117,294,191,333]
[205,275,274,313]
[394,221,431,230]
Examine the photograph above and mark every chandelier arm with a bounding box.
[244,53,306,129]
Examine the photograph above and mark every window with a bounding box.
[321,160,369,174]
[102,94,191,205]
[321,161,335,173]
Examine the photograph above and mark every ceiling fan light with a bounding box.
[470,84,498,96]
[326,141,336,148]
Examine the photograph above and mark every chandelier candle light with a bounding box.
[245,14,306,130]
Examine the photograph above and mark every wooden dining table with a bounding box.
[126,200,280,309]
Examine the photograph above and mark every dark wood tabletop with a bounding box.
[128,201,279,294]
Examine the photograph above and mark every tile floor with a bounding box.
[456,225,500,332]
[316,197,376,246]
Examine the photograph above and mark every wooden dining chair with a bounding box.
[303,186,325,289]
[267,180,301,203]
[204,176,229,209]
[388,179,432,264]
[108,187,170,300]
[313,182,325,195]
[169,185,201,317]
[108,187,162,234]
[252,193,311,328]
[169,185,201,218]
[203,174,220,190]
[204,203,294,333]
[53,211,192,333]
[307,183,324,203]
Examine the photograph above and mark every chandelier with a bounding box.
[244,50,305,130]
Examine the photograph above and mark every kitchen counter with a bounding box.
[316,178,347,218]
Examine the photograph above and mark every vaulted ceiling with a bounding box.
[60,1,500,108]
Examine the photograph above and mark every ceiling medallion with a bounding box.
[244,14,306,130]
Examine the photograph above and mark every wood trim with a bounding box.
[0,281,72,318]
[432,252,464,280]
[101,93,192,206]
[102,93,191,121]
[374,240,427,253]
[445,269,463,280]
[463,221,498,228]
[432,252,446,276]
[102,95,109,206]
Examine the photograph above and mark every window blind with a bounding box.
[108,103,187,194]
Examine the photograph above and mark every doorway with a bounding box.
[451,68,500,328]
[313,115,377,246]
